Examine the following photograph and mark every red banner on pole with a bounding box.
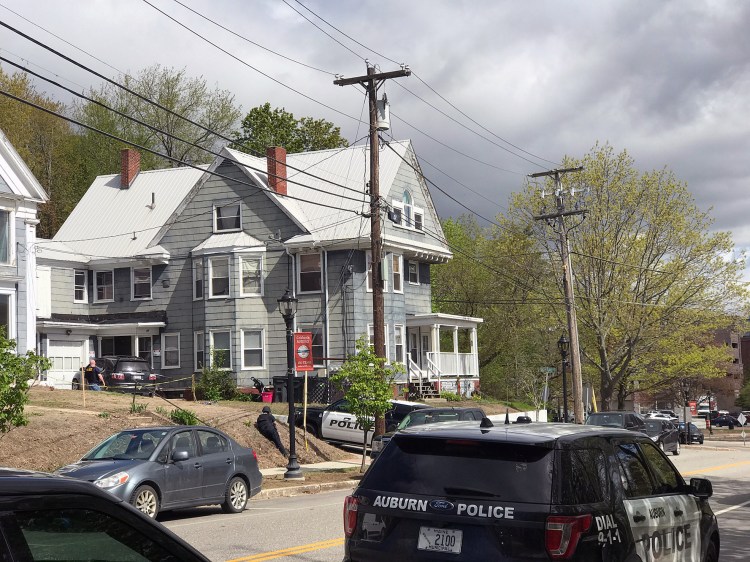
[294,332,314,371]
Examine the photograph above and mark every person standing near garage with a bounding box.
[256,406,288,457]
[84,359,106,391]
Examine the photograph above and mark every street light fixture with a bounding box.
[557,334,570,423]
[277,289,303,480]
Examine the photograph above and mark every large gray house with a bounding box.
[36,142,481,394]
[0,128,48,355]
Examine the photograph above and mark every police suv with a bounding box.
[344,421,719,561]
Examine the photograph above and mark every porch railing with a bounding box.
[426,352,477,377]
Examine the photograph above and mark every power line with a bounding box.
[139,0,364,125]
[0,88,367,214]
[169,0,334,75]
[280,0,364,61]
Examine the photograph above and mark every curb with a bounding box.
[255,479,357,500]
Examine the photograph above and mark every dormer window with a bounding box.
[214,203,241,232]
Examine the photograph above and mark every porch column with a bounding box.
[471,327,479,377]
[431,324,440,370]
[453,326,459,376]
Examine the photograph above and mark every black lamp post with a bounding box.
[278,289,303,480]
[681,380,691,446]
[557,334,570,423]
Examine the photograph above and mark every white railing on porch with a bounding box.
[426,352,477,377]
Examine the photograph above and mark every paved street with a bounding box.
[163,443,750,561]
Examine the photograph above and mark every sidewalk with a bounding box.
[255,454,366,500]
[260,457,363,478]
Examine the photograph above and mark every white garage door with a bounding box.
[47,340,85,389]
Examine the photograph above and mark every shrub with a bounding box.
[129,402,147,414]
[169,408,198,425]
[197,350,236,401]
[97,411,110,419]
[440,391,461,402]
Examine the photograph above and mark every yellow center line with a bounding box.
[226,537,345,562]
[682,460,750,475]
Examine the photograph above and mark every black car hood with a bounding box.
[55,459,143,481]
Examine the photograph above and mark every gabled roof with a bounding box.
[0,128,49,203]
[48,165,207,261]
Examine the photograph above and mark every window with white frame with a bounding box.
[0,293,11,339]
[301,326,324,366]
[299,253,322,293]
[131,267,152,300]
[162,333,180,369]
[94,270,114,302]
[74,270,87,302]
[408,261,420,285]
[194,331,204,371]
[0,210,10,264]
[391,191,424,232]
[211,331,231,369]
[366,251,388,293]
[209,257,230,297]
[242,329,264,368]
[193,258,204,299]
[402,190,413,228]
[414,210,423,231]
[367,324,390,361]
[394,324,405,364]
[214,203,241,232]
[240,255,263,296]
[392,254,403,293]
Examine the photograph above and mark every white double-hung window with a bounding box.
[214,203,241,232]
[209,257,230,297]
[242,329,264,369]
[240,255,263,296]
[391,189,424,232]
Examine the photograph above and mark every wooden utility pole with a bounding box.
[532,167,586,424]
[335,64,410,435]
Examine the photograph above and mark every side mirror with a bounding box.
[172,450,189,462]
[690,477,713,499]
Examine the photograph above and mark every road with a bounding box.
[163,443,750,561]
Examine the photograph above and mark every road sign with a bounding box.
[738,412,747,426]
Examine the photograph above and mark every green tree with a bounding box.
[74,64,241,171]
[331,336,403,471]
[738,381,750,410]
[233,103,348,155]
[0,333,52,435]
[508,143,748,409]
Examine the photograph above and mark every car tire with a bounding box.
[305,424,318,439]
[699,437,704,445]
[703,538,719,562]
[221,476,248,514]
[131,484,159,519]
[672,441,680,456]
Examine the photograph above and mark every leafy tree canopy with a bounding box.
[232,102,348,155]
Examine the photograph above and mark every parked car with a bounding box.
[584,411,646,432]
[371,406,485,460]
[643,419,680,455]
[56,426,262,519]
[72,355,157,395]
[711,414,741,428]
[344,421,719,560]
[0,467,210,561]
[297,399,429,447]
[678,421,705,444]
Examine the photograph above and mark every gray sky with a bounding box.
[2,1,749,269]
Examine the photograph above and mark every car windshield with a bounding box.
[82,429,170,460]
[397,411,463,430]
[644,420,663,435]
[361,436,553,502]
[585,413,624,428]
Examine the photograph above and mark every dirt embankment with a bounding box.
[0,387,350,472]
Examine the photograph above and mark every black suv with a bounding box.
[72,356,157,395]
[344,422,719,561]
[0,468,209,561]
[585,411,647,432]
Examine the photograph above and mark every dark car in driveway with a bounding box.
[72,356,158,394]
[584,411,646,432]
[370,406,485,460]
[0,468,209,561]
[643,418,680,455]
[344,422,720,561]
[56,426,262,519]
[678,421,705,444]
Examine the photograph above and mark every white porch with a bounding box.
[401,313,483,397]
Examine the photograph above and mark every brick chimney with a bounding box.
[121,148,140,189]
[266,146,287,196]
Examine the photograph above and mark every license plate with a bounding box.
[417,526,462,554]
[132,375,142,380]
